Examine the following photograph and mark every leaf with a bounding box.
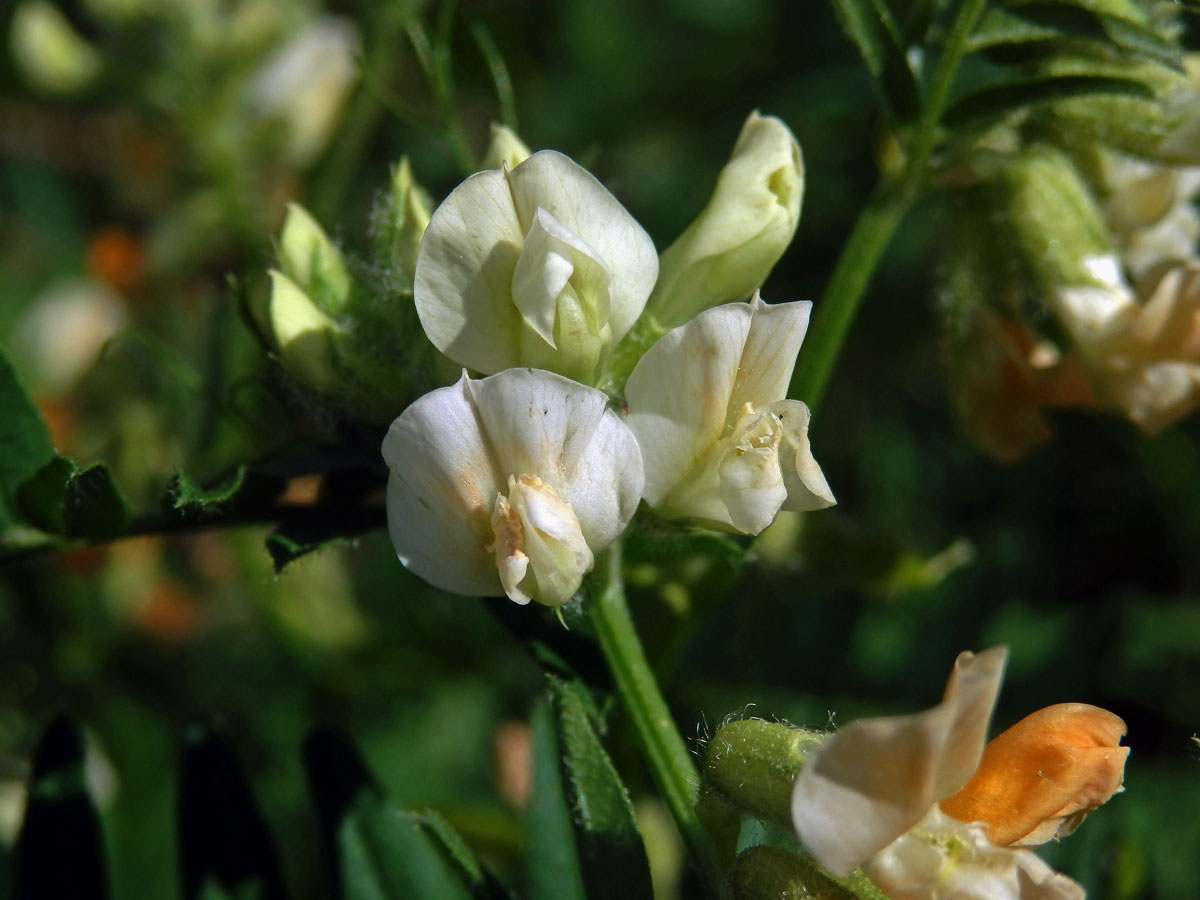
[14,716,109,900]
[303,728,512,900]
[526,699,587,900]
[15,457,130,540]
[178,726,288,900]
[545,677,654,900]
[0,348,54,526]
[828,0,921,120]
[943,73,1154,128]
[970,3,1181,69]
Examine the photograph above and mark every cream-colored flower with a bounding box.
[1057,257,1200,432]
[414,150,658,385]
[646,112,803,330]
[791,648,1128,900]
[1098,152,1200,279]
[382,368,643,607]
[624,295,833,535]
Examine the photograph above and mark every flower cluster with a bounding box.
[371,112,833,606]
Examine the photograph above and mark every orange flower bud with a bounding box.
[939,703,1128,847]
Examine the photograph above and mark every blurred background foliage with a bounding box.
[1,0,1199,897]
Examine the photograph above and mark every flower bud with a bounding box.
[940,703,1128,847]
[645,112,803,329]
[278,203,351,314]
[267,270,340,394]
[247,17,359,166]
[703,719,825,830]
[11,1,101,95]
[374,157,432,291]
[480,123,532,171]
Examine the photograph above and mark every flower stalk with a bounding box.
[789,0,991,412]
[588,542,721,891]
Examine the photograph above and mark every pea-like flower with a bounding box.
[382,368,644,607]
[624,295,833,535]
[791,647,1128,900]
[414,150,658,385]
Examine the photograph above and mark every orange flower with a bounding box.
[940,703,1128,847]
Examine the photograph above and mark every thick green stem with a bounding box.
[589,543,721,890]
[789,0,989,413]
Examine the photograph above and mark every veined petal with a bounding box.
[414,169,525,373]
[726,296,812,422]
[511,208,578,347]
[382,373,503,596]
[940,703,1128,847]
[505,151,657,341]
[466,368,643,551]
[863,808,1084,900]
[507,475,594,607]
[625,303,756,505]
[791,647,1008,876]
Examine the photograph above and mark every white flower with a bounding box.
[791,648,1127,900]
[624,295,833,535]
[414,151,658,384]
[248,17,359,166]
[382,368,643,607]
[645,112,803,329]
[1057,256,1200,432]
[1098,152,1200,278]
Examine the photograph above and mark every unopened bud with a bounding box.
[278,203,351,314]
[267,270,340,394]
[481,123,532,171]
[646,112,803,329]
[375,157,432,291]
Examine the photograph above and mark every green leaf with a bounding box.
[970,4,1181,69]
[178,726,287,900]
[546,677,654,900]
[0,347,54,526]
[15,457,130,539]
[14,717,109,900]
[828,0,921,120]
[303,728,512,900]
[943,73,1154,127]
[265,506,386,573]
[170,466,249,511]
[526,698,587,900]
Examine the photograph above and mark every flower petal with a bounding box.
[466,368,643,551]
[414,169,526,373]
[767,399,836,512]
[726,295,812,422]
[625,303,755,505]
[791,647,1008,875]
[940,703,1128,847]
[863,807,1084,900]
[506,151,657,342]
[382,373,503,596]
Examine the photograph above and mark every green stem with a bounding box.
[789,0,989,413]
[589,543,721,890]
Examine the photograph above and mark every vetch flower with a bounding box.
[382,368,643,606]
[624,295,833,535]
[644,112,803,330]
[1057,257,1200,432]
[791,648,1128,900]
[414,150,658,385]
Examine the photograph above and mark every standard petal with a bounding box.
[791,647,1007,875]
[382,374,502,596]
[467,368,643,551]
[506,151,657,341]
[625,303,754,505]
[725,296,812,422]
[414,169,526,373]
